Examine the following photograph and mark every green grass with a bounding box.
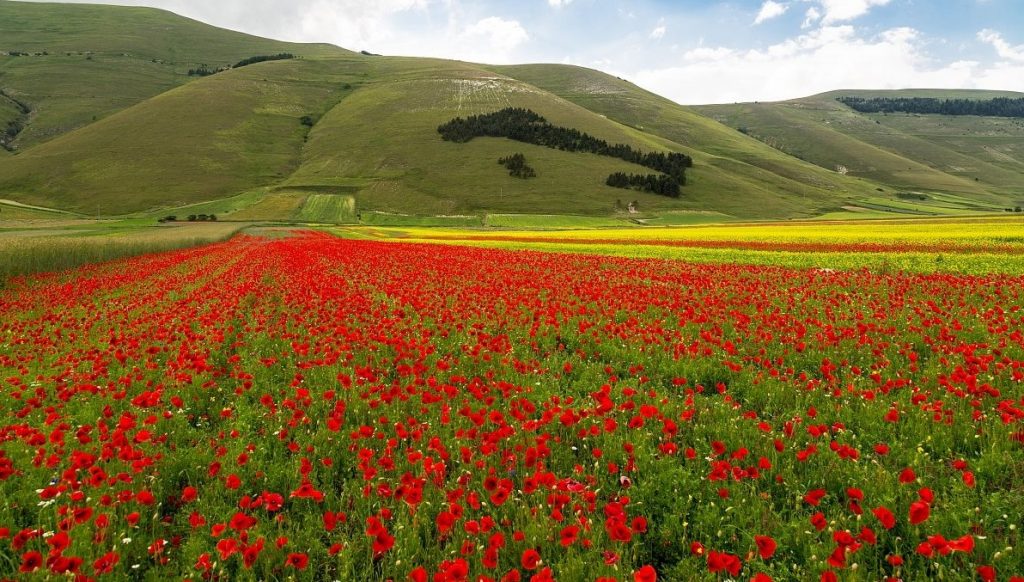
[634,211,735,225]
[296,194,357,223]
[146,189,269,220]
[0,198,76,220]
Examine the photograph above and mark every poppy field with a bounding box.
[1,231,1023,581]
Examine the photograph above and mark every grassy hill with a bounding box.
[0,1,1019,221]
[0,58,357,212]
[0,0,349,149]
[696,90,1024,209]
[285,58,721,216]
[490,64,886,218]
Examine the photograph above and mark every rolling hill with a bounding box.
[696,90,1024,211]
[0,1,1019,221]
[0,0,348,150]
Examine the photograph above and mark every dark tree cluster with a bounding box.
[187,64,222,77]
[438,108,692,197]
[233,53,294,68]
[498,153,537,179]
[838,96,1024,118]
[186,214,218,222]
[606,172,680,197]
[189,54,296,77]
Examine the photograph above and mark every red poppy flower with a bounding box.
[634,564,657,582]
[285,553,309,570]
[909,501,930,525]
[754,535,777,560]
[20,551,43,573]
[872,506,896,530]
[521,548,541,570]
[93,551,120,574]
[810,512,827,531]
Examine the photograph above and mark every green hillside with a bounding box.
[286,58,715,216]
[490,64,888,218]
[0,0,349,149]
[0,1,1019,221]
[0,58,357,212]
[695,90,1024,207]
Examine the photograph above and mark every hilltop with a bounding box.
[0,1,1019,222]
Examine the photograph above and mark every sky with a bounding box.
[23,0,1024,104]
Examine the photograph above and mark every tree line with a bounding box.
[437,108,692,197]
[838,96,1024,118]
[188,53,295,77]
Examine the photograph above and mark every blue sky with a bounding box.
[26,0,1024,103]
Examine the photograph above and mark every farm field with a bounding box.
[349,215,1024,275]
[0,221,242,280]
[0,228,1022,581]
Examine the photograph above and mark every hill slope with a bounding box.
[0,0,349,149]
[490,64,885,218]
[0,58,355,212]
[696,90,1024,207]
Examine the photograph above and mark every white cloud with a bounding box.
[802,6,822,28]
[547,0,573,7]
[294,0,429,48]
[817,0,892,24]
[631,25,1024,105]
[650,21,667,40]
[978,29,1024,62]
[463,17,529,54]
[754,1,789,25]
